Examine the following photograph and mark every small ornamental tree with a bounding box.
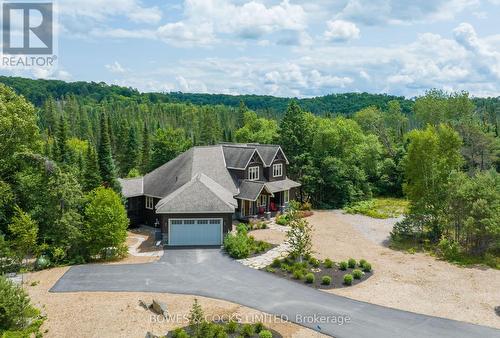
[83,187,128,259]
[286,213,312,262]
[0,276,44,335]
[188,298,205,336]
[8,206,38,265]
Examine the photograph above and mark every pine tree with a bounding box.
[83,143,102,192]
[140,122,151,174]
[41,96,58,136]
[123,126,139,175]
[237,100,247,128]
[279,101,312,178]
[54,114,69,163]
[98,112,120,192]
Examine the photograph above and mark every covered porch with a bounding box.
[235,178,300,220]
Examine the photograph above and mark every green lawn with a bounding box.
[344,198,409,219]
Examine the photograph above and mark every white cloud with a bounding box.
[58,0,162,24]
[337,0,479,25]
[63,0,309,46]
[105,61,127,74]
[324,20,360,42]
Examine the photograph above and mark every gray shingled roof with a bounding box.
[265,178,301,193]
[118,143,300,212]
[118,177,143,198]
[235,180,270,201]
[253,144,282,166]
[222,144,287,167]
[142,146,238,198]
[222,146,256,169]
[156,174,237,213]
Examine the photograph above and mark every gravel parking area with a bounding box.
[306,210,500,329]
[330,210,402,246]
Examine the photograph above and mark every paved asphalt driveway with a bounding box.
[51,249,500,338]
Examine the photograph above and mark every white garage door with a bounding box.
[168,218,223,246]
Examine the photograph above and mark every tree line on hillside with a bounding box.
[0,76,498,267]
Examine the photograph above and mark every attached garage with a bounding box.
[155,174,237,247]
[168,218,223,246]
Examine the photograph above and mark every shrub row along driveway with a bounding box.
[50,249,499,338]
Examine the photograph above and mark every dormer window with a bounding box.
[272,163,283,177]
[248,166,259,181]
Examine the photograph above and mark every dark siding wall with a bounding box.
[160,213,233,236]
[144,197,162,227]
[267,159,287,182]
[125,196,145,227]
[229,168,245,180]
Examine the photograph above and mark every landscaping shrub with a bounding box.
[362,262,372,272]
[265,267,275,273]
[223,233,250,259]
[254,322,264,333]
[305,273,315,283]
[352,269,363,279]
[308,257,320,267]
[237,223,249,234]
[241,323,255,337]
[292,270,304,280]
[271,258,281,268]
[348,258,356,268]
[213,325,228,338]
[359,259,367,267]
[321,276,332,285]
[343,274,353,285]
[172,328,189,338]
[339,261,348,270]
[259,330,273,338]
[297,210,314,218]
[323,258,334,268]
[225,320,238,333]
[300,201,312,211]
[276,214,289,225]
[293,261,307,270]
[280,263,292,273]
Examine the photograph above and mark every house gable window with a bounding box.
[248,166,259,181]
[272,163,283,177]
[145,196,154,210]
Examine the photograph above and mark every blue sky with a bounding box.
[2,0,500,97]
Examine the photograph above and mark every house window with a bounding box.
[145,196,154,210]
[258,194,267,207]
[272,163,283,177]
[283,190,289,204]
[248,166,259,181]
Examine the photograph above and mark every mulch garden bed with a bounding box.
[262,257,373,289]
[165,322,283,338]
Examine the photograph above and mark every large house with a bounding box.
[119,143,301,246]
